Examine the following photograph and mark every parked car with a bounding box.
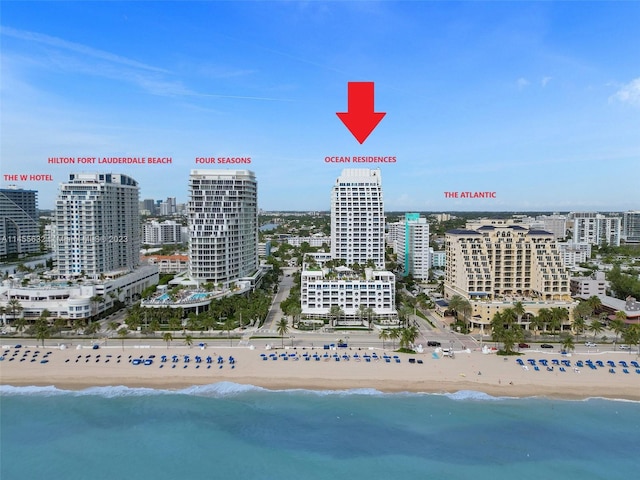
[518,343,530,348]
[619,345,630,350]
[427,341,441,347]
[540,344,554,349]
[585,342,597,348]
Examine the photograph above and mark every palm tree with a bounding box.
[513,301,526,325]
[184,334,193,349]
[276,318,289,348]
[388,328,400,349]
[329,305,343,327]
[163,332,173,349]
[378,329,389,349]
[621,324,640,354]
[537,308,552,335]
[7,298,23,323]
[610,316,627,349]
[117,327,128,351]
[223,317,236,347]
[529,315,543,342]
[448,295,471,328]
[571,316,586,343]
[562,335,575,353]
[400,325,419,350]
[365,307,375,330]
[89,295,105,320]
[588,318,604,341]
[35,319,49,347]
[399,304,413,328]
[587,295,602,314]
[550,307,568,335]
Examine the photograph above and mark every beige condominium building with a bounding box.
[444,225,576,332]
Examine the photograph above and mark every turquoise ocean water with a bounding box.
[1,382,638,480]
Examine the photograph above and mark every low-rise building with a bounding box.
[570,271,608,297]
[300,266,397,326]
[0,266,158,324]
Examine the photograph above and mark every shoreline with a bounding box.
[2,345,639,401]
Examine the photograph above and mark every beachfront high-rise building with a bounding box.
[622,211,640,244]
[570,212,621,247]
[330,168,385,269]
[0,187,39,258]
[444,225,574,332]
[299,168,397,326]
[55,173,141,278]
[188,169,258,287]
[396,213,431,280]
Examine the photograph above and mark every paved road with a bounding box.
[261,267,296,331]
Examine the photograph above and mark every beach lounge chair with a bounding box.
[609,368,615,374]
[534,366,540,371]
[631,361,640,368]
[623,368,629,374]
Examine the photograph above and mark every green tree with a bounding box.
[588,318,604,341]
[621,324,640,354]
[562,335,575,353]
[35,318,49,347]
[400,325,419,350]
[550,307,568,335]
[276,318,289,349]
[184,334,193,348]
[223,317,236,347]
[571,316,586,343]
[329,305,344,327]
[117,327,128,351]
[388,328,400,349]
[587,295,602,313]
[513,301,526,325]
[7,298,23,322]
[448,295,472,330]
[163,331,173,349]
[537,308,553,334]
[610,315,627,349]
[378,329,389,349]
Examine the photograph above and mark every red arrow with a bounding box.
[336,82,386,144]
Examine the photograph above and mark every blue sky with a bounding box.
[1,1,639,212]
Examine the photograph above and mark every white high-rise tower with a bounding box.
[330,168,385,269]
[55,173,140,278]
[188,169,258,287]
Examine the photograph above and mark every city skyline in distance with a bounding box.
[1,1,639,212]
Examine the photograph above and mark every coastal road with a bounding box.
[261,268,296,331]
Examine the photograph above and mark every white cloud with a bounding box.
[611,78,640,107]
[516,77,530,89]
[541,76,552,87]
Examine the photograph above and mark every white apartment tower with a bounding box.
[397,213,431,280]
[330,169,385,269]
[55,173,140,278]
[188,169,258,287]
[571,212,621,247]
[142,220,184,245]
[622,211,640,244]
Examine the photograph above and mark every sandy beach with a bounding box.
[1,343,639,400]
